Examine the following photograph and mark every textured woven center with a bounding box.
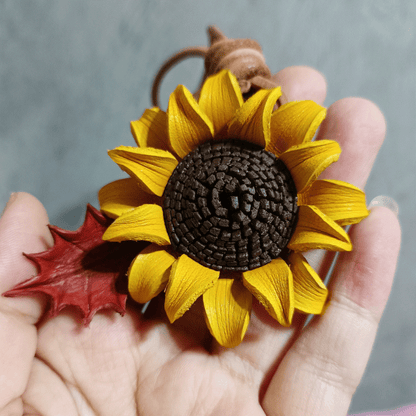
[163,139,298,271]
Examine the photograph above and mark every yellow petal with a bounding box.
[267,101,327,156]
[288,205,352,252]
[226,86,282,147]
[130,107,170,151]
[289,252,328,314]
[279,140,341,193]
[165,254,220,323]
[297,179,370,226]
[242,258,294,326]
[98,178,161,219]
[203,278,252,348]
[128,244,175,304]
[102,204,170,245]
[108,146,178,197]
[168,84,214,159]
[199,70,244,136]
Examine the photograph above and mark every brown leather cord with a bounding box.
[151,46,208,108]
[151,26,284,109]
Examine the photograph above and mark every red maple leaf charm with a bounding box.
[3,204,143,325]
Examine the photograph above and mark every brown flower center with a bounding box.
[163,139,298,271]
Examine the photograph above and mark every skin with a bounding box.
[0,66,401,416]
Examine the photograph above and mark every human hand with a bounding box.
[0,66,400,416]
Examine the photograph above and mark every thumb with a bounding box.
[0,192,53,410]
[0,192,53,320]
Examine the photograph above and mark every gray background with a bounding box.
[0,1,414,413]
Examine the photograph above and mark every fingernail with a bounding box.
[368,195,399,217]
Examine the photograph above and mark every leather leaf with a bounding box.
[3,204,142,325]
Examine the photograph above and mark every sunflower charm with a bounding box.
[99,69,369,347]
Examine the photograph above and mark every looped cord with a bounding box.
[151,26,285,109]
[151,46,208,108]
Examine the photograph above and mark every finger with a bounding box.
[0,193,53,410]
[272,65,327,104]
[304,97,386,279]
[213,66,327,377]
[262,206,401,416]
[0,192,53,318]
[316,97,386,187]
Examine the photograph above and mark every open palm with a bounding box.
[0,66,400,416]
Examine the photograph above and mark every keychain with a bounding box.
[4,26,369,348]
